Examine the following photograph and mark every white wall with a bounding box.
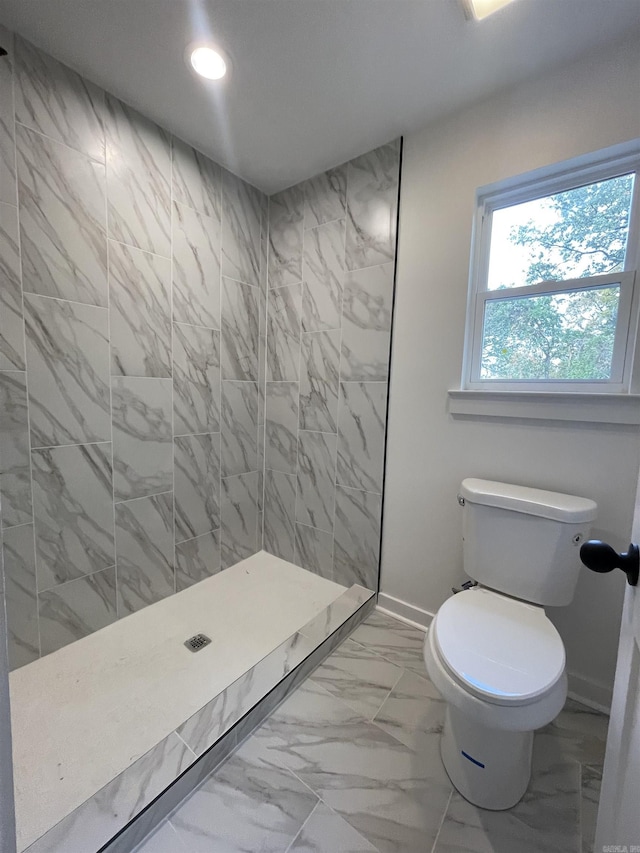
[382,34,640,709]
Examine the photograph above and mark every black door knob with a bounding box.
[579,540,639,587]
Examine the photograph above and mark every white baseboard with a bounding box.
[376,593,434,632]
[567,672,612,715]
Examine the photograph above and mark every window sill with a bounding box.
[448,390,640,425]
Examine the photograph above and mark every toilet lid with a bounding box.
[433,588,565,706]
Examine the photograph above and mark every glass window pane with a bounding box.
[480,285,620,381]
[487,174,635,290]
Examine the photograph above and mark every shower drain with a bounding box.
[184,633,211,652]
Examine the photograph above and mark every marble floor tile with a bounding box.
[174,432,220,542]
[15,35,104,162]
[2,523,39,670]
[170,736,318,853]
[293,523,334,580]
[250,678,452,853]
[175,530,221,592]
[108,240,172,378]
[32,442,114,590]
[172,136,221,221]
[221,169,262,288]
[172,201,221,331]
[296,430,337,533]
[0,27,16,206]
[302,217,344,333]
[312,637,403,720]
[0,201,25,370]
[350,610,427,677]
[115,492,174,617]
[173,322,221,436]
[540,698,609,766]
[288,802,378,853]
[0,371,32,528]
[17,123,107,306]
[133,820,187,853]
[299,329,340,432]
[269,185,304,289]
[372,668,445,750]
[221,276,259,381]
[333,485,381,591]
[38,565,117,655]
[581,763,602,853]
[112,376,173,502]
[303,165,347,230]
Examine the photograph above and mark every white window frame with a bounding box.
[462,142,640,394]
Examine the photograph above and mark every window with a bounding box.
[463,144,640,393]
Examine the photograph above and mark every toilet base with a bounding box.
[441,705,533,810]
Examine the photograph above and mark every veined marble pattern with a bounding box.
[221,169,262,287]
[174,432,220,543]
[108,240,172,378]
[341,264,394,381]
[115,492,174,617]
[267,283,302,381]
[265,381,299,475]
[173,322,221,436]
[17,123,107,306]
[134,821,188,853]
[333,485,381,590]
[373,668,445,750]
[171,201,221,331]
[171,736,318,853]
[302,218,345,332]
[24,293,110,448]
[221,380,258,477]
[38,565,117,655]
[221,276,259,381]
[0,27,16,206]
[220,472,258,569]
[303,165,347,230]
[15,35,104,162]
[349,610,426,677]
[172,136,221,221]
[299,330,340,433]
[32,442,114,591]
[111,377,173,502]
[289,801,378,853]
[105,95,171,258]
[0,371,32,527]
[296,430,337,532]
[264,469,296,562]
[2,524,39,670]
[581,764,601,853]
[345,141,400,271]
[294,523,334,580]
[0,201,25,370]
[175,530,221,592]
[269,185,304,289]
[337,381,386,494]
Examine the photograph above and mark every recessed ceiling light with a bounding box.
[461,0,515,21]
[190,46,227,80]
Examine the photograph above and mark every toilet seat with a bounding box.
[432,587,565,707]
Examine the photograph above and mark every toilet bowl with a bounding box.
[424,586,567,809]
[425,479,597,811]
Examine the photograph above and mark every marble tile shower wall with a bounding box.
[263,140,401,590]
[0,30,269,669]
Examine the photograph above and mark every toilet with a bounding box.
[424,478,597,810]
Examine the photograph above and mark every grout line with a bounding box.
[430,789,454,853]
[21,288,108,311]
[282,801,319,853]
[113,489,174,506]
[175,527,221,548]
[170,135,177,596]
[30,439,112,452]
[14,119,105,165]
[38,563,116,596]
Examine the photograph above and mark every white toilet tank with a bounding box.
[459,479,598,607]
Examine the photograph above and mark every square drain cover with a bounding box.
[184,633,211,652]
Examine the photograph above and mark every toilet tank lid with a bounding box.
[460,479,597,523]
